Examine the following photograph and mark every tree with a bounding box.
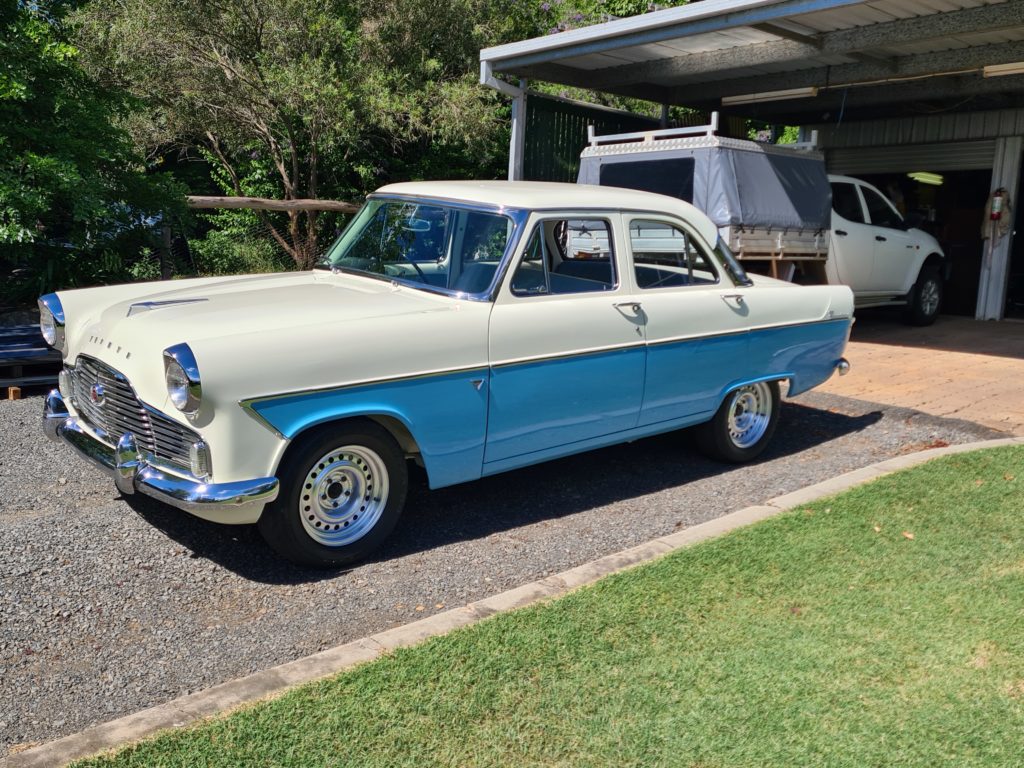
[0,0,183,305]
[74,0,543,269]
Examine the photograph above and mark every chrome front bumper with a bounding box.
[44,389,279,519]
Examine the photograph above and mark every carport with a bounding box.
[480,0,1024,320]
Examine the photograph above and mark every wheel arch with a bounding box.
[272,412,425,483]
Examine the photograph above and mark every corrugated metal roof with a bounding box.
[481,0,1024,114]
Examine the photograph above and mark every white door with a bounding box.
[484,215,646,466]
[859,184,918,293]
[829,180,875,292]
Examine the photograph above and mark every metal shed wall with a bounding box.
[826,140,997,174]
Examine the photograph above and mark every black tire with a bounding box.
[695,381,781,463]
[904,265,942,326]
[258,419,408,568]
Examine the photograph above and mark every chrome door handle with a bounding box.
[614,301,642,312]
[721,293,745,305]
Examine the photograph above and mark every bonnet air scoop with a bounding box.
[127,298,209,317]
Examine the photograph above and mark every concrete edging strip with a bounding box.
[7,436,1023,768]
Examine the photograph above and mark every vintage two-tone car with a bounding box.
[40,181,852,567]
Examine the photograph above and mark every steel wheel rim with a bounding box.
[298,445,389,547]
[727,382,773,449]
[920,279,940,316]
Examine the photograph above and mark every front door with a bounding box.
[859,184,918,292]
[484,215,646,466]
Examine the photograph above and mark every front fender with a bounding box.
[244,368,490,489]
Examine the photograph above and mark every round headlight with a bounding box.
[163,343,202,414]
[38,293,66,351]
[165,358,191,410]
[40,306,56,346]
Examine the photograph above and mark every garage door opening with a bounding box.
[853,170,991,317]
[1008,195,1024,320]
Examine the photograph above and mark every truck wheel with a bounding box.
[258,420,408,568]
[904,265,942,326]
[695,381,780,463]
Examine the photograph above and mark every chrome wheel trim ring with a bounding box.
[920,279,940,316]
[298,445,389,548]
[727,382,773,450]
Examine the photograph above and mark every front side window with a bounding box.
[510,218,616,296]
[861,187,903,228]
[321,199,513,295]
[629,219,719,289]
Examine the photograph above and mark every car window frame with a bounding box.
[859,183,905,229]
[624,214,722,291]
[830,181,868,225]
[504,213,622,300]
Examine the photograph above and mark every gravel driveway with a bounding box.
[0,391,1002,757]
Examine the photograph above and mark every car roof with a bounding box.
[374,180,718,242]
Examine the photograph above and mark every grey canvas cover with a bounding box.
[578,137,831,232]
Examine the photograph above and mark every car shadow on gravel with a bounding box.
[124,400,882,584]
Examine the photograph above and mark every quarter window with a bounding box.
[629,220,718,289]
[510,219,616,296]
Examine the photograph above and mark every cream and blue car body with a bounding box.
[41,181,853,566]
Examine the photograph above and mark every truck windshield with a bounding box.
[715,238,753,287]
[319,199,514,296]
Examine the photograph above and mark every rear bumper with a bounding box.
[44,389,278,522]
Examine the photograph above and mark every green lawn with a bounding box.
[79,447,1024,768]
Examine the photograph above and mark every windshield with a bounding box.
[320,199,515,296]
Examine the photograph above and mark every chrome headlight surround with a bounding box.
[38,293,66,353]
[163,343,202,414]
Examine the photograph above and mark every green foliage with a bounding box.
[0,0,185,306]
[72,0,545,269]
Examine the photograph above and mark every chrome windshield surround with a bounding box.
[318,194,532,303]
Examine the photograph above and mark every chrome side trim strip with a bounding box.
[238,315,851,424]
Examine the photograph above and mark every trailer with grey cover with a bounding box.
[577,116,831,282]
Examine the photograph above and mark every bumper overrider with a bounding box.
[44,389,279,518]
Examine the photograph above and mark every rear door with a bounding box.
[829,180,875,291]
[625,216,753,425]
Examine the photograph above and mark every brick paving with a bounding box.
[820,312,1024,436]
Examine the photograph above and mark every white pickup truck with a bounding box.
[578,120,948,325]
[826,174,946,325]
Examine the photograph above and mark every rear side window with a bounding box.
[861,187,903,228]
[629,219,718,289]
[831,182,865,223]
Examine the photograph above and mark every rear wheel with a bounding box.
[695,381,781,463]
[904,265,942,326]
[258,420,408,568]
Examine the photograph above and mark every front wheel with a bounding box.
[904,265,942,326]
[258,420,408,568]
[695,381,781,463]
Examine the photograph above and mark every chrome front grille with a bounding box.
[69,355,198,469]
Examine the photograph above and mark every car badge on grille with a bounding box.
[89,383,106,407]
